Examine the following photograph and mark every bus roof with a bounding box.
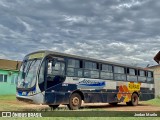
[26,50,153,71]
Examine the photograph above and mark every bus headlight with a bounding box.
[28,91,36,96]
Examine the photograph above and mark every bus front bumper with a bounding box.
[16,92,44,104]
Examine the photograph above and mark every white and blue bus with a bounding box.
[16,50,155,110]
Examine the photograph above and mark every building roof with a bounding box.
[0,59,21,71]
[148,64,160,68]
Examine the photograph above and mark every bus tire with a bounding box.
[126,93,139,106]
[67,93,82,110]
[131,93,139,106]
[49,105,59,110]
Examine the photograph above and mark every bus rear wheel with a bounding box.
[67,93,82,110]
[126,93,139,106]
[49,105,59,110]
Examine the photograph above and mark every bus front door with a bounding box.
[45,59,67,105]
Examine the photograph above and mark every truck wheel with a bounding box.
[67,93,82,110]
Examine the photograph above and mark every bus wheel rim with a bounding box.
[72,97,79,106]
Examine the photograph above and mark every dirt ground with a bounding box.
[14,101,160,111]
[1,99,160,111]
[80,103,160,111]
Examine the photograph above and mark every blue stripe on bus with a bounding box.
[78,83,105,86]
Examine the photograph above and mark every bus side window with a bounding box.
[84,70,91,78]
[114,66,126,81]
[84,61,99,78]
[127,68,137,82]
[67,59,83,77]
[47,59,65,81]
[52,62,65,76]
[138,70,146,82]
[147,71,153,83]
[100,64,113,80]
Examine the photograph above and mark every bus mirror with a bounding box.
[48,62,52,74]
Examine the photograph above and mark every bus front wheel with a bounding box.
[67,93,82,110]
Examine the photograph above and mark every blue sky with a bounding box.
[0,0,159,67]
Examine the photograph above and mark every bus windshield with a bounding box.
[17,59,41,89]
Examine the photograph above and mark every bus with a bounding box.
[16,50,155,110]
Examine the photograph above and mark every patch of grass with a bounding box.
[144,98,160,106]
[0,95,50,111]
[0,95,16,101]
[0,95,21,111]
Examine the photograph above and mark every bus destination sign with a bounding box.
[28,53,44,59]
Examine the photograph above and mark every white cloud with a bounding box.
[116,0,142,9]
[17,17,33,32]
[0,0,159,67]
[0,1,9,8]
[0,54,8,59]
